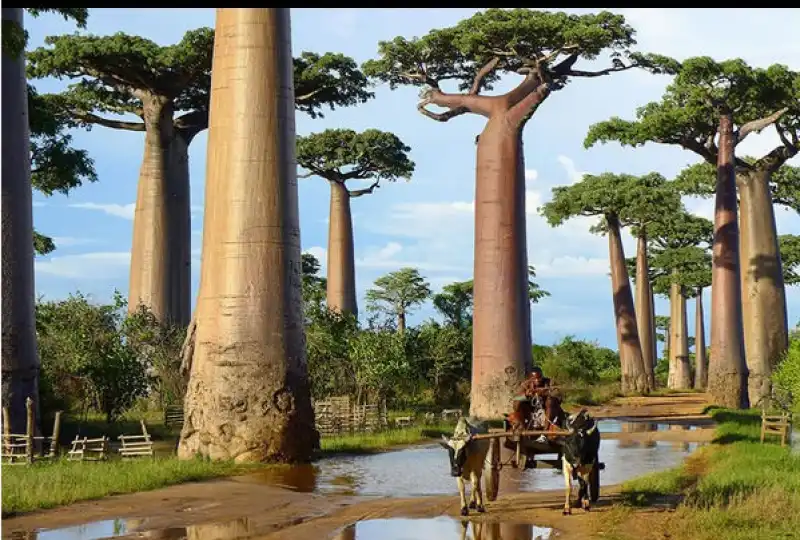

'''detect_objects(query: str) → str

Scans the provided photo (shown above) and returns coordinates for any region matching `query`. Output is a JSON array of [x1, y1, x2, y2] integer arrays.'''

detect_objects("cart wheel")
[[589, 464, 600, 503], [485, 438, 501, 502]]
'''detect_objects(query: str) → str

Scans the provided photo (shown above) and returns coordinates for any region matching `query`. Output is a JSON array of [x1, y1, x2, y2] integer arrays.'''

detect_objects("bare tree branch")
[[348, 179, 380, 198], [737, 107, 789, 144], [296, 87, 324, 104], [174, 109, 209, 142], [469, 57, 500, 95], [73, 111, 146, 131]]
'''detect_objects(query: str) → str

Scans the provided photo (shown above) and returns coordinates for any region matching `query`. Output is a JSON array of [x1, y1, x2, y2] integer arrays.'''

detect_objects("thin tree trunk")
[[738, 169, 787, 407], [517, 135, 532, 375], [607, 214, 649, 394], [1, 7, 41, 435], [397, 310, 406, 335], [326, 181, 357, 317], [635, 231, 656, 388], [669, 279, 692, 390], [694, 288, 707, 390], [470, 117, 530, 419], [178, 7, 317, 462], [128, 97, 184, 325], [650, 282, 658, 376], [708, 111, 748, 409], [170, 134, 191, 327], [667, 286, 677, 389]]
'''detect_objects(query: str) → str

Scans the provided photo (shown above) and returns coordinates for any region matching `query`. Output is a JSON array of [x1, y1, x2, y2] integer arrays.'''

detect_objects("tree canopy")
[[2, 8, 88, 57], [541, 172, 678, 232], [780, 234, 800, 285], [297, 129, 415, 196], [362, 9, 675, 123], [27, 30, 374, 135], [585, 57, 800, 172]]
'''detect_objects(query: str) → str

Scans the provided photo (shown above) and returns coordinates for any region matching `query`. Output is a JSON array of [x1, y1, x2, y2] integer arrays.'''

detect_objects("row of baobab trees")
[[3, 8, 798, 461]]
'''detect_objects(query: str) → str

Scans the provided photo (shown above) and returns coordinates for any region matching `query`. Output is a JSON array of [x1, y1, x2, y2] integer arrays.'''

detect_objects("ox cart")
[[472, 428, 604, 503]]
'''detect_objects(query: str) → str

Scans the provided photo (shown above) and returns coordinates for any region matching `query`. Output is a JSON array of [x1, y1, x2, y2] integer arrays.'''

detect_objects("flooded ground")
[[239, 420, 702, 497]]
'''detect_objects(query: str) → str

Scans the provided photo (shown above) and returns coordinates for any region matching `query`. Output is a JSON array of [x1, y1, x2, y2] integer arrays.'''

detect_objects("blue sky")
[[29, 8, 800, 351]]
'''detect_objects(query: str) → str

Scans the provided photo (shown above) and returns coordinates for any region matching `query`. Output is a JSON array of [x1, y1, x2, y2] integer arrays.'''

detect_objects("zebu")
[[561, 409, 601, 514], [439, 417, 491, 516]]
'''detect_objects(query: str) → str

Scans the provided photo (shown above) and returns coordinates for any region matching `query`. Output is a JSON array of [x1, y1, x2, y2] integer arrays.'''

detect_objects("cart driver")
[[518, 366, 552, 399]]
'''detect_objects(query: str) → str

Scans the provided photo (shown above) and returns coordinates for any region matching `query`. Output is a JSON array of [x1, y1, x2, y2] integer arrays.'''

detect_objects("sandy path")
[[2, 393, 712, 539]]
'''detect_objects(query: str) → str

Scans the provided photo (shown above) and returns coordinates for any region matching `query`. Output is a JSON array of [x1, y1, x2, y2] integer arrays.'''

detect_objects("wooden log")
[[470, 429, 571, 441]]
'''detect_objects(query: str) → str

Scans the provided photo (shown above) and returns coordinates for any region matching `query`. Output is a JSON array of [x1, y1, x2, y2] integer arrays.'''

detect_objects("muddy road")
[[4, 394, 712, 540]]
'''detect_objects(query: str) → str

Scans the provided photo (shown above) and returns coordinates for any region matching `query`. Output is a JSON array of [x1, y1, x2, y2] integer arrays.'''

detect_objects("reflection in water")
[[617, 422, 657, 449], [670, 424, 691, 452], [340, 518, 553, 540], [259, 421, 700, 497], [23, 518, 251, 540]]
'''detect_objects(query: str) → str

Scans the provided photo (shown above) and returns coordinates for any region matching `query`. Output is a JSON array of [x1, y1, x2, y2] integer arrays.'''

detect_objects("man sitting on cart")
[[509, 366, 552, 434]]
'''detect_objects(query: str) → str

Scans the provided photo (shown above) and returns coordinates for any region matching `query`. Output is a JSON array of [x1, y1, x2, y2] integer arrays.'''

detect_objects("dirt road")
[[3, 393, 712, 540]]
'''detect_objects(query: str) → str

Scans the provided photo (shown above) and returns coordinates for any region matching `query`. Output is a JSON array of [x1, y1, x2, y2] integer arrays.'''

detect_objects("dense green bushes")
[[772, 323, 800, 413]]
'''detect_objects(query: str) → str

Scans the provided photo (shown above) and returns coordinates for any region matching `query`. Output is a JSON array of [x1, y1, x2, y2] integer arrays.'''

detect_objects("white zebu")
[[439, 417, 490, 516]]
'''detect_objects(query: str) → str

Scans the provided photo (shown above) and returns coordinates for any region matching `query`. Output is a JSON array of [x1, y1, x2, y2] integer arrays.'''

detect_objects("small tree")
[[433, 280, 475, 330], [363, 9, 672, 418], [366, 268, 431, 335], [348, 329, 411, 405], [541, 173, 664, 394], [297, 129, 414, 317], [416, 321, 471, 406], [304, 306, 359, 401], [586, 57, 799, 408]]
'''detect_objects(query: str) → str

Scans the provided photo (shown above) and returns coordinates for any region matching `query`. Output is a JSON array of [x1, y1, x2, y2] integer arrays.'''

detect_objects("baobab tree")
[[586, 57, 798, 408], [541, 173, 664, 394], [178, 8, 316, 463], [297, 129, 414, 317], [365, 268, 431, 335], [28, 31, 372, 326], [2, 7, 87, 435], [363, 9, 672, 417]]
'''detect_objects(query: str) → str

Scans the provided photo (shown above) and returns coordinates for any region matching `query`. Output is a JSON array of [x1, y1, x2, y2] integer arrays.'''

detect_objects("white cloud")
[[684, 196, 715, 222], [358, 242, 462, 272], [32, 201, 46, 208], [304, 246, 328, 268], [525, 169, 538, 182], [556, 155, 587, 185], [534, 255, 609, 278], [35, 252, 130, 279], [70, 202, 136, 220]]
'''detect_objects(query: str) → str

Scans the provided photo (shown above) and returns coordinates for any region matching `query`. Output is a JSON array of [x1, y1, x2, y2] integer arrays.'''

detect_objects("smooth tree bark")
[[708, 111, 748, 409], [178, 8, 317, 463], [694, 287, 707, 390], [635, 231, 656, 388], [327, 182, 357, 315], [607, 215, 649, 394], [737, 167, 787, 406], [1, 7, 40, 435], [667, 277, 692, 390]]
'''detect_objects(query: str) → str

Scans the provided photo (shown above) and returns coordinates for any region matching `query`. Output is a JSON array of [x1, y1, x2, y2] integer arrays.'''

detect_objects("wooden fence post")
[[2, 406, 10, 455], [50, 411, 63, 457], [25, 397, 34, 463]]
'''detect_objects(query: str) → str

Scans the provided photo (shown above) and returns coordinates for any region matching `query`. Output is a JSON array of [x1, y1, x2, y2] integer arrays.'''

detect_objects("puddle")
[[335, 518, 556, 540], [10, 518, 250, 540], [239, 420, 702, 497]]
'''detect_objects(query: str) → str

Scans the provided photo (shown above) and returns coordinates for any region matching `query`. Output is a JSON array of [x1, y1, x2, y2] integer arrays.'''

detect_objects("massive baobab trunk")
[[694, 288, 707, 390], [635, 232, 656, 389], [517, 135, 533, 375], [326, 181, 358, 317], [470, 117, 535, 419], [128, 99, 191, 326], [668, 278, 692, 390], [178, 8, 317, 462], [738, 169, 787, 407], [708, 112, 748, 409], [1, 7, 41, 435], [607, 215, 649, 394]]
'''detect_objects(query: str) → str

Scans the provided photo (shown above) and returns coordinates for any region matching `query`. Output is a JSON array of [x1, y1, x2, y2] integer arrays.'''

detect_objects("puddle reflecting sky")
[[13, 518, 250, 540], [243, 420, 701, 497], [338, 518, 554, 540]]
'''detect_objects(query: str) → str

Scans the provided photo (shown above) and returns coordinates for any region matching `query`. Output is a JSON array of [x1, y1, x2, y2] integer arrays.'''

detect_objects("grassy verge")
[[318, 422, 453, 455], [1, 457, 255, 517], [561, 381, 621, 408], [604, 408, 799, 540]]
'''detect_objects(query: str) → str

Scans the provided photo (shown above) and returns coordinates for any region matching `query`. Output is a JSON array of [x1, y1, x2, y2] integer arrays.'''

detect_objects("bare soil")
[[2, 393, 713, 540]]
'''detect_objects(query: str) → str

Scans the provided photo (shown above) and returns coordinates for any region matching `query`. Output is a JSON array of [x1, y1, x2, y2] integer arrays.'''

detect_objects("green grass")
[[561, 381, 622, 407], [1, 457, 255, 517], [613, 408, 800, 540], [318, 423, 453, 455]]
